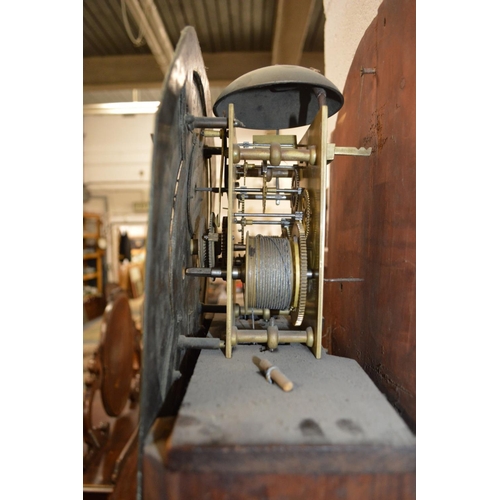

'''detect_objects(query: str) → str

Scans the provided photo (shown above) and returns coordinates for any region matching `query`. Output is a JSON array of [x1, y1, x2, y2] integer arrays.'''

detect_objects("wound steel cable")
[[246, 235, 293, 310]]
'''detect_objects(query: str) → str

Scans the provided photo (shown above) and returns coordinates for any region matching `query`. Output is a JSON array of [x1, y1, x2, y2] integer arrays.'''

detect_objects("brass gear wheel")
[[290, 169, 300, 212], [198, 215, 208, 267], [220, 216, 228, 267], [207, 212, 217, 268], [300, 189, 312, 239], [290, 221, 307, 326]]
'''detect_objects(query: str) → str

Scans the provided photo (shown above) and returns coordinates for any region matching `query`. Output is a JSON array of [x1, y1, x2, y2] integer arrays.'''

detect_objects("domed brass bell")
[[213, 65, 344, 130]]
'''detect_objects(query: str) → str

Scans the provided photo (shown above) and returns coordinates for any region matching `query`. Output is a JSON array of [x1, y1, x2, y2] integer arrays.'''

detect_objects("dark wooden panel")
[[166, 442, 416, 475], [144, 469, 415, 500], [324, 0, 416, 431]]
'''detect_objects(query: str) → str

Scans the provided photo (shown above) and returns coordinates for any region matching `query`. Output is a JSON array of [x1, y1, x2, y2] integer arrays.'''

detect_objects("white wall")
[[323, 0, 383, 135], [84, 113, 155, 281], [84, 114, 154, 185], [321, 0, 382, 256]]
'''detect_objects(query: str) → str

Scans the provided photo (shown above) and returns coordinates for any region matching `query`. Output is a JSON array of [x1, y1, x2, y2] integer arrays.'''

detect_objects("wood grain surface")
[[324, 0, 416, 432]]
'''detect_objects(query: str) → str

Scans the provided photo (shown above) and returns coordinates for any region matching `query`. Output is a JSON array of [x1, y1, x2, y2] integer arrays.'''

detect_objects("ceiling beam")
[[272, 0, 316, 66], [84, 55, 164, 90], [84, 52, 324, 91]]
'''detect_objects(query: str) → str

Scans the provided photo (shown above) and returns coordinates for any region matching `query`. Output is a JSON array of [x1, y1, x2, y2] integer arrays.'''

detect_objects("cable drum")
[[245, 235, 293, 310]]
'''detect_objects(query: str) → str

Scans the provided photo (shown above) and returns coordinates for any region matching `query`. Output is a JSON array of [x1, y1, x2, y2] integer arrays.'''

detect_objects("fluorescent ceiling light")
[[83, 101, 160, 115]]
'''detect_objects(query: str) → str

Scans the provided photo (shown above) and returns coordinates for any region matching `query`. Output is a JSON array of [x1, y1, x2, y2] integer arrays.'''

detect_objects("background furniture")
[[84, 212, 105, 321]]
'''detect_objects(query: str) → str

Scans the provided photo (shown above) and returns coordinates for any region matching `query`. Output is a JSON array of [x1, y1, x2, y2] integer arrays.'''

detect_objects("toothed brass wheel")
[[290, 221, 308, 326], [290, 169, 300, 212], [300, 189, 312, 239], [207, 212, 218, 268]]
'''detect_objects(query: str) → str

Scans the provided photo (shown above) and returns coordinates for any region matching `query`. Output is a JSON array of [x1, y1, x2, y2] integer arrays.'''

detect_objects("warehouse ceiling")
[[83, 0, 325, 105]]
